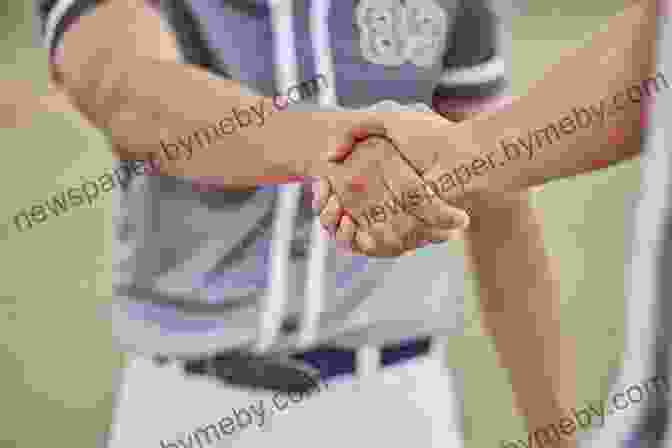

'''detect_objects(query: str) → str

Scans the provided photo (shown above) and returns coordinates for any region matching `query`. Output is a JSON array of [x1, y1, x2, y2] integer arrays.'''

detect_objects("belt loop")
[[356, 345, 380, 381]]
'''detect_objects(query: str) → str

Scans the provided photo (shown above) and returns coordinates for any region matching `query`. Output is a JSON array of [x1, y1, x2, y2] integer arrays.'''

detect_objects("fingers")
[[317, 193, 404, 257], [420, 196, 470, 231], [373, 160, 470, 232], [354, 231, 377, 255], [323, 136, 464, 257], [337, 135, 469, 233], [350, 183, 419, 257], [316, 191, 406, 257], [351, 226, 464, 256], [354, 231, 406, 257], [319, 195, 343, 236], [317, 181, 413, 257], [316, 187, 464, 256], [328, 119, 388, 163], [317, 130, 473, 257], [335, 213, 356, 253]]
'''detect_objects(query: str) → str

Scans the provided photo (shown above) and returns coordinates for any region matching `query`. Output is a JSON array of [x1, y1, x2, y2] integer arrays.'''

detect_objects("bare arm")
[[466, 191, 575, 445], [426, 0, 656, 196], [54, 0, 367, 187], [432, 1, 657, 435], [302, 0, 656, 244], [429, 2, 657, 438], [443, 106, 575, 444], [318, 5, 653, 432]]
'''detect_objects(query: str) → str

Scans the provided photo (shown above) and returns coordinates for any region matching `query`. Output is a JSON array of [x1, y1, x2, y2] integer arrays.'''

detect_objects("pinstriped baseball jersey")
[[34, 0, 509, 357]]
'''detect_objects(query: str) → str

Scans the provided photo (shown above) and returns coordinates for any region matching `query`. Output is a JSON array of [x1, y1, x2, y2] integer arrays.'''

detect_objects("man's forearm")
[[62, 52, 359, 186], [430, 1, 653, 438], [458, 2, 652, 438], [481, 0, 654, 191], [448, 105, 576, 444], [427, 0, 655, 197], [56, 0, 357, 187], [466, 193, 576, 445]]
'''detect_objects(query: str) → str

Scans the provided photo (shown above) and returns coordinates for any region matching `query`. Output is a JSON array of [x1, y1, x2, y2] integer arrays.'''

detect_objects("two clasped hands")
[[307, 103, 503, 258]]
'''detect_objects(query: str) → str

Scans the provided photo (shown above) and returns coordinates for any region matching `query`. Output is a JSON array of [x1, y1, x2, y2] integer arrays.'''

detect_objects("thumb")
[[328, 119, 388, 163]]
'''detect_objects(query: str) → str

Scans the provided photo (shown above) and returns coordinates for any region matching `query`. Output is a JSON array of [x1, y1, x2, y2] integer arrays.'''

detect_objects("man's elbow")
[[58, 46, 130, 132]]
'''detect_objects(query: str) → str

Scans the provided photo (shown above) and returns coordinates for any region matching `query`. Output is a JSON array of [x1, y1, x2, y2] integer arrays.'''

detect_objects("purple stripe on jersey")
[[187, 0, 276, 91], [198, 238, 272, 301], [127, 301, 224, 332], [335, 254, 370, 289], [125, 225, 370, 332], [188, 0, 319, 94], [623, 432, 642, 447], [125, 233, 273, 334]]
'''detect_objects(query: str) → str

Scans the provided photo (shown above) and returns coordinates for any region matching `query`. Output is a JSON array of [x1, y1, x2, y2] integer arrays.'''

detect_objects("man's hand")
[[318, 133, 469, 257], [316, 103, 487, 256], [329, 102, 463, 176]]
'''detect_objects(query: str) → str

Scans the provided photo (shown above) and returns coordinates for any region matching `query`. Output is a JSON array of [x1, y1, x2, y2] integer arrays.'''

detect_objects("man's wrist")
[[422, 120, 493, 204], [428, 104, 544, 205]]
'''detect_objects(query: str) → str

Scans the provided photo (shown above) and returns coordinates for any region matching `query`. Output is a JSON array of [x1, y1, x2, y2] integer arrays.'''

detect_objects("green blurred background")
[[0, 1, 641, 447]]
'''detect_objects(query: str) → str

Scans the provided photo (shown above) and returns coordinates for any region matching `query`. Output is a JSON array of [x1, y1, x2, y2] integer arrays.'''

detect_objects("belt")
[[163, 337, 433, 394]]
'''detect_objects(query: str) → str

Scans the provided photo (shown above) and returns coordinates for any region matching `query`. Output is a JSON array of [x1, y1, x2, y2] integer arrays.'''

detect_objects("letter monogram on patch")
[[356, 0, 455, 68], [405, 0, 454, 67]]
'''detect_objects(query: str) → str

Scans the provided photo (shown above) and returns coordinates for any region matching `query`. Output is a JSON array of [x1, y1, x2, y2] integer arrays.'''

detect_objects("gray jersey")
[[35, 0, 509, 358]]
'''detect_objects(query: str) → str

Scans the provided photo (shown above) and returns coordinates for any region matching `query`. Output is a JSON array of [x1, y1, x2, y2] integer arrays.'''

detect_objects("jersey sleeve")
[[34, 0, 101, 64], [432, 0, 510, 114], [34, 0, 230, 81]]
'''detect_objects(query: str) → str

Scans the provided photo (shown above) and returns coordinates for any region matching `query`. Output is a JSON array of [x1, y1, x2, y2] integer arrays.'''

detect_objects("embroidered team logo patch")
[[356, 0, 456, 68]]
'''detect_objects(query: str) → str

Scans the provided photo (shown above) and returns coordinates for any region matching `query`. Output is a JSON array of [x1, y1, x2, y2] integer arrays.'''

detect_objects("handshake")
[[310, 100, 497, 258]]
